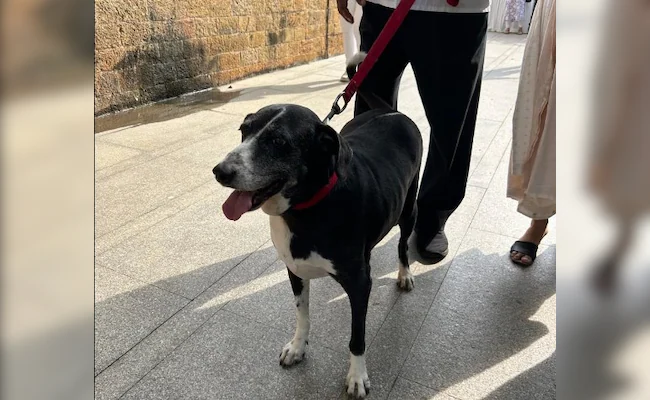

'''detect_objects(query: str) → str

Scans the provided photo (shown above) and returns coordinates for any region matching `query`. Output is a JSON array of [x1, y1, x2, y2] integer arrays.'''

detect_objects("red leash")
[[301, 0, 460, 210], [324, 0, 416, 123], [324, 0, 461, 123]]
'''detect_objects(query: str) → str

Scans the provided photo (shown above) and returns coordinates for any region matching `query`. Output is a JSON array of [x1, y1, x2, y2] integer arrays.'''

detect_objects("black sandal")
[[510, 241, 538, 267]]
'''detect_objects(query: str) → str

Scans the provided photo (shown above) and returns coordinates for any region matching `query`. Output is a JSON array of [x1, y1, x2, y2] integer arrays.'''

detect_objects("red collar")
[[292, 172, 338, 210]]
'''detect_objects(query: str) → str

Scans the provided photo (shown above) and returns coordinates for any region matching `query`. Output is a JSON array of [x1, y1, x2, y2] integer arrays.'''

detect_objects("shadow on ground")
[[484, 66, 522, 81], [93, 230, 559, 399]]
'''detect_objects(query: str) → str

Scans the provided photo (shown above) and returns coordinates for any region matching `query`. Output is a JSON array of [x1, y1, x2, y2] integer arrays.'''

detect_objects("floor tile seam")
[[95, 152, 158, 179], [95, 302, 187, 379], [98, 239, 273, 378], [95, 123, 146, 137], [102, 241, 274, 397], [482, 43, 516, 73], [468, 227, 555, 248], [392, 376, 467, 400], [97, 74, 353, 179], [391, 186, 489, 386], [112, 304, 228, 400], [96, 125, 229, 180], [95, 138, 148, 155], [467, 115, 510, 184], [206, 108, 244, 118], [98, 135, 196, 158], [494, 43, 525, 71], [95, 178, 215, 255], [483, 43, 521, 78], [95, 263, 194, 303], [220, 307, 349, 357], [481, 135, 513, 191]]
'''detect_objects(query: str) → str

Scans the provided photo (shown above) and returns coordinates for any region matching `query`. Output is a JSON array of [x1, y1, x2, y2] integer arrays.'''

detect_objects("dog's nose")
[[213, 162, 236, 185]]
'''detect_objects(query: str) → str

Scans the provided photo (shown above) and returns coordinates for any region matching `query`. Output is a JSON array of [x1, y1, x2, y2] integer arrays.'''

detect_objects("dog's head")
[[213, 104, 340, 220]]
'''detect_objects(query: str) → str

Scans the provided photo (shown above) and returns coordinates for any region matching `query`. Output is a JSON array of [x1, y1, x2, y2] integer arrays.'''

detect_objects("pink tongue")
[[222, 190, 254, 221]]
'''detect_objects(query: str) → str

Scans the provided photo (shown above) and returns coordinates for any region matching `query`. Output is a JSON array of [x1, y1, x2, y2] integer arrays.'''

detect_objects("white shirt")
[[367, 0, 490, 13]]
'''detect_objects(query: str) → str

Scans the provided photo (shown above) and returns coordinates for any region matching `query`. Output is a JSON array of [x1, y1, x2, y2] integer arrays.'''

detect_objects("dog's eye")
[[273, 137, 286, 146]]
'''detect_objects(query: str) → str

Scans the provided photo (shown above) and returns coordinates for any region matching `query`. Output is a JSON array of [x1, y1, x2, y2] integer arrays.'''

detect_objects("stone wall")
[[95, 0, 344, 115]]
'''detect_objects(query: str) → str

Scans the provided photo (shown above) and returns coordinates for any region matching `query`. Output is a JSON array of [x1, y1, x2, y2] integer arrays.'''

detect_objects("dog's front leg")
[[280, 268, 310, 366], [343, 270, 372, 398]]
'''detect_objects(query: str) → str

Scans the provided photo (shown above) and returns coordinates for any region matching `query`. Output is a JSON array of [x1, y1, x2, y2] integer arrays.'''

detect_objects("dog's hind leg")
[[397, 176, 419, 291], [279, 269, 310, 366]]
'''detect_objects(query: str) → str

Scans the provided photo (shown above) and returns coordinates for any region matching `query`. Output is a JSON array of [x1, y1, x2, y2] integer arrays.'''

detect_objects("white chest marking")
[[269, 216, 336, 280]]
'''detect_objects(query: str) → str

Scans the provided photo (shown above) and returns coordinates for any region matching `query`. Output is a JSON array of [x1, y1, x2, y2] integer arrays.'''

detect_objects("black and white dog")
[[213, 63, 422, 398]]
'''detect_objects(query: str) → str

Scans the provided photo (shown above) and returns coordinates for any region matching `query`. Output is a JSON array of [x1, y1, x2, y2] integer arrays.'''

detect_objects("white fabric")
[[507, 0, 555, 219], [367, 0, 490, 13], [340, 0, 363, 62], [488, 0, 534, 33]]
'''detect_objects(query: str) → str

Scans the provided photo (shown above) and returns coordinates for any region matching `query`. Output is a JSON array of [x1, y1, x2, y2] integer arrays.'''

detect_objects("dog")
[[212, 58, 423, 398]]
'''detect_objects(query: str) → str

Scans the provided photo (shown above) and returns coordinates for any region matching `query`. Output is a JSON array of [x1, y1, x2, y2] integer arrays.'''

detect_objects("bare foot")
[[510, 219, 548, 266]]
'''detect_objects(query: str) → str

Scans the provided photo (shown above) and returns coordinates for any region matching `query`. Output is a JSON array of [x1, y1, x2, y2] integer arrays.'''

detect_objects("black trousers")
[[355, 3, 487, 244]]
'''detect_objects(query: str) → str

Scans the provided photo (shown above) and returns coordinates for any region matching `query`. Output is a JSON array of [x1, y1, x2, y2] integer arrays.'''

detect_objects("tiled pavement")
[[95, 32, 555, 400]]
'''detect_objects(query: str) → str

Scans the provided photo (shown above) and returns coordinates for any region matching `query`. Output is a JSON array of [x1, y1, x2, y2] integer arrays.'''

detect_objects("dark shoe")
[[415, 231, 449, 265], [509, 241, 538, 267]]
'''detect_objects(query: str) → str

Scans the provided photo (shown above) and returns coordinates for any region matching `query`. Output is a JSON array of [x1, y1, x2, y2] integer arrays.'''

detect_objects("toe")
[[346, 377, 368, 398], [279, 342, 305, 366], [363, 377, 371, 392], [520, 255, 532, 265], [511, 251, 523, 261], [346, 381, 356, 396], [397, 276, 414, 291], [354, 382, 367, 398]]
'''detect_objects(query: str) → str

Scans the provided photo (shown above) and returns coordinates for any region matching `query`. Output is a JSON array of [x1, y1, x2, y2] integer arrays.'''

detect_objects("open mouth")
[[222, 179, 285, 221]]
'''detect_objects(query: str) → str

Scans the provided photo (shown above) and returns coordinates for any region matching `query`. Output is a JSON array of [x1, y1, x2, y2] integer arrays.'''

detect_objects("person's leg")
[[340, 0, 364, 82], [340, 18, 355, 63], [517, 0, 525, 33], [339, 0, 359, 81], [352, 0, 362, 49], [406, 11, 488, 261], [504, 0, 515, 33], [354, 3, 409, 116]]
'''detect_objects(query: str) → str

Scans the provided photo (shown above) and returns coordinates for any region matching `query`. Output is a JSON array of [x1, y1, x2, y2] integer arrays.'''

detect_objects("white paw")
[[397, 264, 414, 291], [346, 355, 370, 398], [279, 339, 307, 366]]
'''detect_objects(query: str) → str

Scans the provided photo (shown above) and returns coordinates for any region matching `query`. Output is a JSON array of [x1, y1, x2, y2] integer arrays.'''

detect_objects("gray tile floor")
[[95, 33, 555, 400]]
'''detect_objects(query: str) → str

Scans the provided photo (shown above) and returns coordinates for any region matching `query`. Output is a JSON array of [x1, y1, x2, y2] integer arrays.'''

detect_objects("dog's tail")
[[345, 52, 393, 111]]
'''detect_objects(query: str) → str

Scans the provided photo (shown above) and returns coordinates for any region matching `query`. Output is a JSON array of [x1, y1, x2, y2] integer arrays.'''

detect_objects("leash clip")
[[323, 91, 349, 124]]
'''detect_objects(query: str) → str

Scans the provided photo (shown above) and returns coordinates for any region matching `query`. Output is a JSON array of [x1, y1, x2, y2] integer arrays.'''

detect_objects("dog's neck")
[[292, 172, 338, 210], [285, 137, 352, 211]]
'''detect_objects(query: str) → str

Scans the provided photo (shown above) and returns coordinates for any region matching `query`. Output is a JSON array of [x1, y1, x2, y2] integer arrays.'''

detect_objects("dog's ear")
[[239, 113, 255, 132], [317, 123, 340, 165]]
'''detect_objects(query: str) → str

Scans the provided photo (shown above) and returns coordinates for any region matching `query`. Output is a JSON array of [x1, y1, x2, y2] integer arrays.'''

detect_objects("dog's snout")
[[213, 162, 237, 185]]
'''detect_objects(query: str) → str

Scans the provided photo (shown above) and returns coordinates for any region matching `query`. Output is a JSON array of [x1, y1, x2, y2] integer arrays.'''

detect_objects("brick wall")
[[95, 0, 344, 115]]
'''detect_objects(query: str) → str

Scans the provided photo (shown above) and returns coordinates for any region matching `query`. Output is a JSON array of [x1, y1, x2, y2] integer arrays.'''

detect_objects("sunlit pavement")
[[95, 32, 555, 400]]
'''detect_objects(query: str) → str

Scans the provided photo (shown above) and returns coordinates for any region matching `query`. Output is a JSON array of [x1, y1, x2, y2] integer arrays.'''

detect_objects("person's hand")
[[337, 0, 366, 24]]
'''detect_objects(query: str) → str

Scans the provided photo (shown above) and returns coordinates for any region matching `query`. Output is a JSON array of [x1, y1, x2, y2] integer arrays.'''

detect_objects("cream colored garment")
[[507, 0, 555, 219], [590, 0, 650, 216]]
